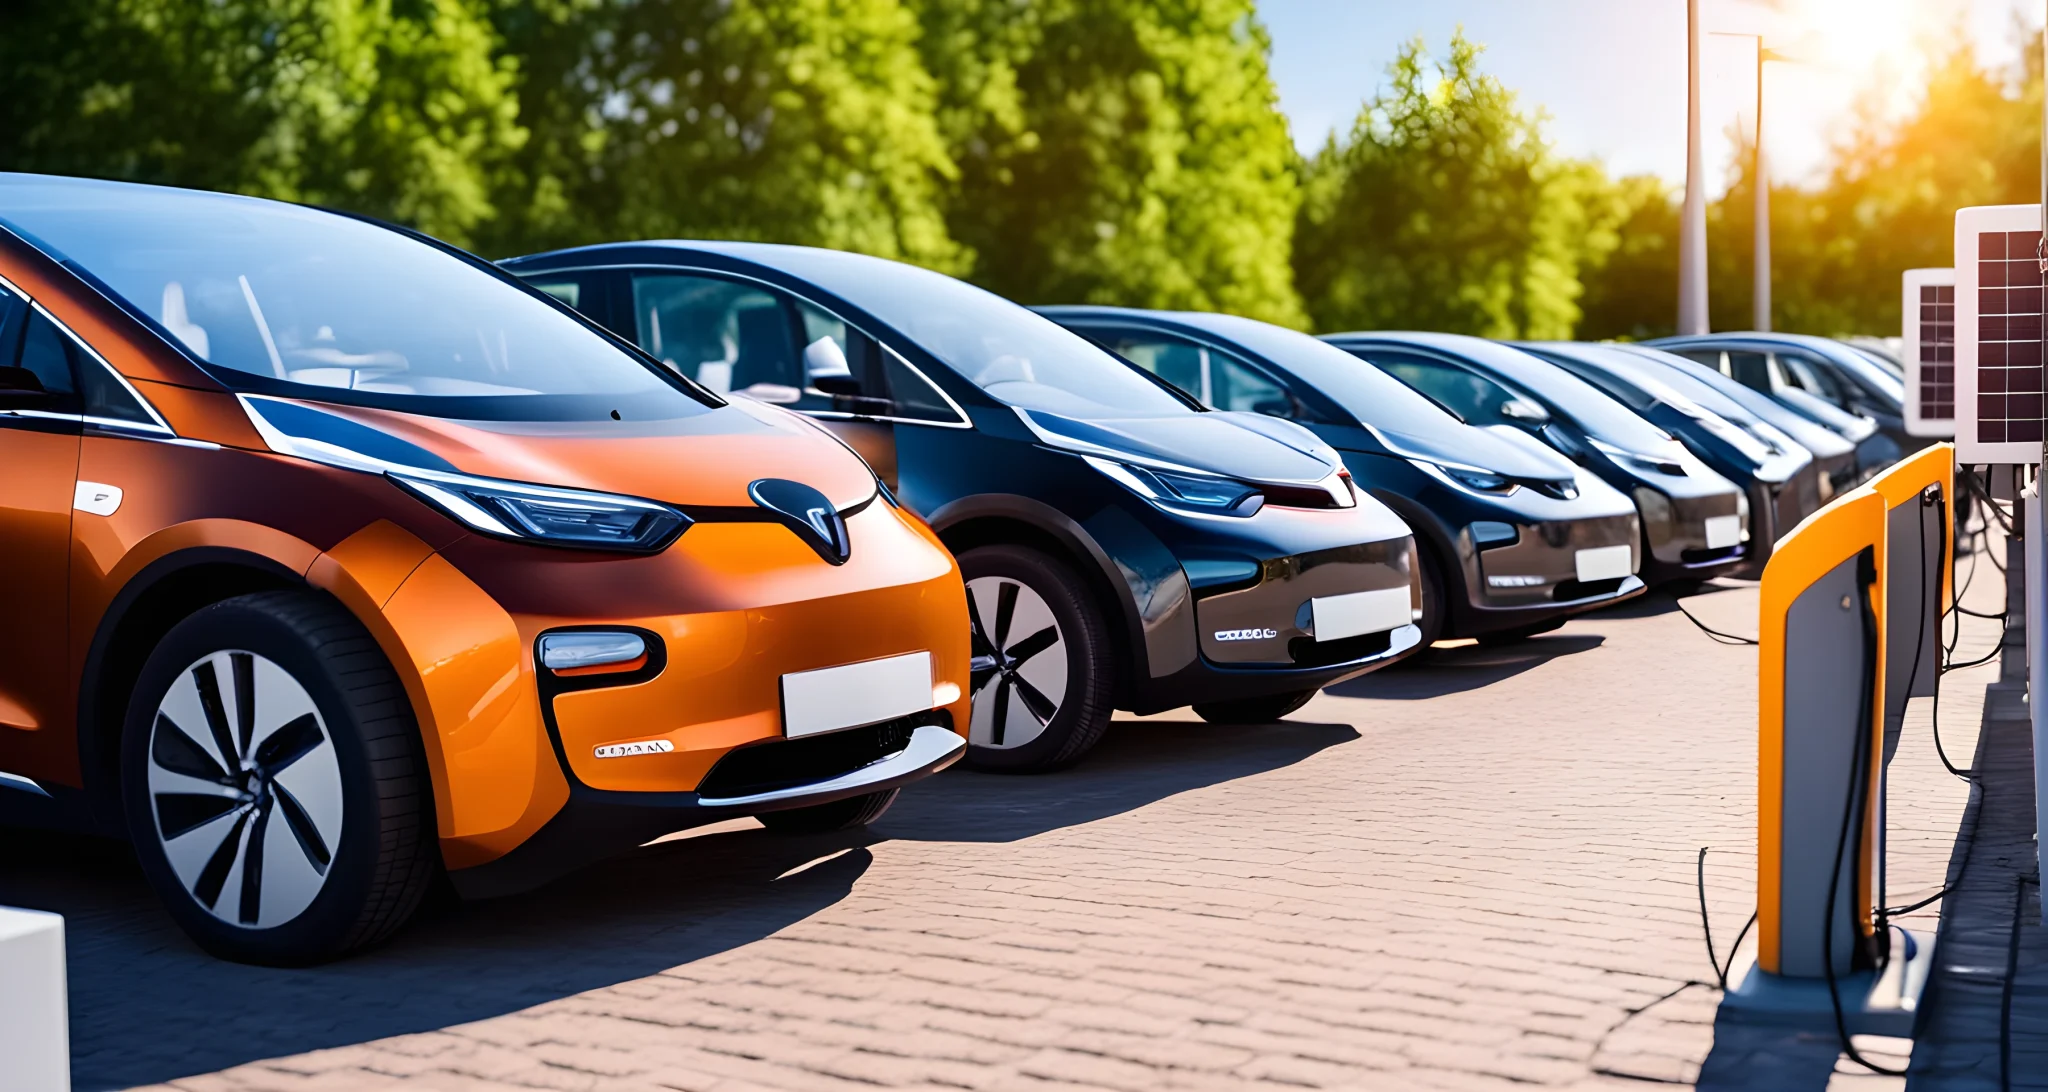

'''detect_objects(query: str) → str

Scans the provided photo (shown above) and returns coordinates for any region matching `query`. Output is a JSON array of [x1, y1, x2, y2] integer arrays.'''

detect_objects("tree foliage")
[[913, 0, 1306, 326], [485, 0, 964, 268], [0, 0, 525, 248], [1294, 33, 1619, 338]]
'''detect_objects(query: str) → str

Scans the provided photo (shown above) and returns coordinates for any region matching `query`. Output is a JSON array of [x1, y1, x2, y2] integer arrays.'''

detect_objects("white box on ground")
[[781, 651, 933, 738], [0, 906, 68, 1092], [1704, 514, 1742, 550], [1311, 586, 1410, 641], [1574, 544, 1633, 582]]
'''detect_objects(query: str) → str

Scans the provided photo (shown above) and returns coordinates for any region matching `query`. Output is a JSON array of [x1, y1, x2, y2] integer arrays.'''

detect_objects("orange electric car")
[[0, 174, 971, 965]]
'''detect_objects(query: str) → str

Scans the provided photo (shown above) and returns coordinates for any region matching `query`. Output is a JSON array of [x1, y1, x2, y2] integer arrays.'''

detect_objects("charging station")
[[1721, 453, 1950, 1036]]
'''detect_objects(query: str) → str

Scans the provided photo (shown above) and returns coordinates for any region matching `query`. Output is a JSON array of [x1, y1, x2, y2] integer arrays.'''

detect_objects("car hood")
[[1015, 407, 1343, 484], [238, 394, 879, 510], [1363, 418, 1579, 484]]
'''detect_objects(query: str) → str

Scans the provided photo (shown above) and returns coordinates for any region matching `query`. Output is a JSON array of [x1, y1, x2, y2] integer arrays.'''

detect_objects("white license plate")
[[1574, 544, 1634, 582], [1311, 586, 1413, 641], [781, 651, 933, 738], [1704, 514, 1741, 550]]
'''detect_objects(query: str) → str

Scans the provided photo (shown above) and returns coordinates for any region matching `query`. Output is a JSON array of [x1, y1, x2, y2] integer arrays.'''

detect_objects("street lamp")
[[1713, 32, 1793, 332], [1678, 0, 1709, 335]]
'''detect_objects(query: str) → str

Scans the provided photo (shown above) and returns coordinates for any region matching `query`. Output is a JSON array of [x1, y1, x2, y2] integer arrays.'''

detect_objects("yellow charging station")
[[1727, 444, 1954, 1037]]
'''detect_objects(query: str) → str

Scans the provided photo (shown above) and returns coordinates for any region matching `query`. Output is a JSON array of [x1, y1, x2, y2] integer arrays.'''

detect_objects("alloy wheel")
[[965, 576, 1069, 749], [146, 650, 344, 929]]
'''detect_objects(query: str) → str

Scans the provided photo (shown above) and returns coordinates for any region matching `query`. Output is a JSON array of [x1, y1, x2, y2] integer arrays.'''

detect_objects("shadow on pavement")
[[1324, 633, 1605, 700], [1, 713, 1352, 1088], [2, 823, 875, 1090], [880, 715, 1359, 843]]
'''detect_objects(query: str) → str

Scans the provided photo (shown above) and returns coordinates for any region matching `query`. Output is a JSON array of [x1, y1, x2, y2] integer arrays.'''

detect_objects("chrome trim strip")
[[0, 770, 51, 798], [696, 724, 964, 808]]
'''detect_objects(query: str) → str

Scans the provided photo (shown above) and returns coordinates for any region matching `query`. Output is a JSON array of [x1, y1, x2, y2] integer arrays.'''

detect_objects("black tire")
[[958, 544, 1115, 773], [120, 590, 436, 965], [756, 789, 899, 833], [1192, 689, 1318, 724], [1413, 545, 1449, 650]]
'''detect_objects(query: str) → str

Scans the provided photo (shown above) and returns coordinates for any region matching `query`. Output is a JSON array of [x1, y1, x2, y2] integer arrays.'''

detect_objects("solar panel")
[[1954, 205, 2046, 463], [1902, 267, 1955, 437]]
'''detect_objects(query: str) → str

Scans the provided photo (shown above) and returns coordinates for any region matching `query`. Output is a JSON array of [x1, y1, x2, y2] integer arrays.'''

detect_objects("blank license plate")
[[781, 651, 932, 738], [1574, 544, 1634, 582], [1311, 586, 1413, 641], [1704, 514, 1741, 549]]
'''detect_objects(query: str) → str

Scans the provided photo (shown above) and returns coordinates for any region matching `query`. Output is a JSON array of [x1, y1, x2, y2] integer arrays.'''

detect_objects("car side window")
[[1366, 351, 1514, 425], [630, 273, 798, 398], [12, 309, 82, 413], [1771, 351, 1849, 408], [795, 300, 958, 423], [1723, 351, 1772, 392], [1089, 328, 1297, 418]]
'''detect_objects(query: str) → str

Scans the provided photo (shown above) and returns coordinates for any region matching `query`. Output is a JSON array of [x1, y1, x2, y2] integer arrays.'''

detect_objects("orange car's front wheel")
[[120, 590, 437, 965]]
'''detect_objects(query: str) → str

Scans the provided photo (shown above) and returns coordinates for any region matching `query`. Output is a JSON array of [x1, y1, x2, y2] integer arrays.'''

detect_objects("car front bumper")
[[448, 719, 965, 899]]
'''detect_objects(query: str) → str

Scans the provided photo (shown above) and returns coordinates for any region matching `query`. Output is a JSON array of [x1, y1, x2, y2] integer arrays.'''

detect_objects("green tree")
[[1295, 32, 1619, 338], [914, 0, 1306, 326], [485, 0, 964, 268], [0, 0, 525, 248]]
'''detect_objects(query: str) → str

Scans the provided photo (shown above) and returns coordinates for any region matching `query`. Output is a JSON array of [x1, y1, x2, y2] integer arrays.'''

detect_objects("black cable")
[[1822, 548, 1908, 1077], [1698, 846, 1722, 987], [1675, 600, 1759, 645], [1999, 874, 2038, 1092], [1954, 604, 2008, 620], [1694, 845, 1758, 993]]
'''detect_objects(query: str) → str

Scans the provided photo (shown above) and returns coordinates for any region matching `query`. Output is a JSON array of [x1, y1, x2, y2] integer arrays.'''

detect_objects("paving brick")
[[10, 569, 2010, 1091]]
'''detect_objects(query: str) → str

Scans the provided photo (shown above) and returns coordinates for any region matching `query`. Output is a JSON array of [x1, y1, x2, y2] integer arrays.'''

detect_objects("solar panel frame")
[[1902, 267, 1955, 438], [1954, 204, 2046, 464]]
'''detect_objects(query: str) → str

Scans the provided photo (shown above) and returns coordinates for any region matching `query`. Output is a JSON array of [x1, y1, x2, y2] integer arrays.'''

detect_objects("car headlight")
[[1084, 456, 1263, 516], [1591, 437, 1686, 476], [1409, 458, 1517, 496], [390, 470, 691, 552]]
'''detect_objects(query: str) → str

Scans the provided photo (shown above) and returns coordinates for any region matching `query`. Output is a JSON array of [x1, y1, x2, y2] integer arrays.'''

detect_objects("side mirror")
[[1501, 398, 1550, 424], [0, 366, 48, 406], [803, 336, 860, 396]]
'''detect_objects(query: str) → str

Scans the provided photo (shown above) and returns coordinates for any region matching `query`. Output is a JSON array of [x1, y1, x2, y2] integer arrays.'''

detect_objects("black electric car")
[[1648, 333, 1911, 469], [1601, 342, 1864, 498], [1313, 332, 1749, 587], [1516, 341, 1822, 577], [1037, 308, 1644, 647], [503, 243, 1423, 771]]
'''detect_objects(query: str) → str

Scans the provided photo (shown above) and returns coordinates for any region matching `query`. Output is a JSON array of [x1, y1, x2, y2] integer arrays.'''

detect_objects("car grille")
[[696, 709, 951, 799], [1551, 577, 1627, 602], [1288, 627, 1395, 668]]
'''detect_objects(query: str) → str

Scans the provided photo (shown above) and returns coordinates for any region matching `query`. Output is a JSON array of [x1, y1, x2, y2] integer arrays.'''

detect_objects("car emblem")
[[1213, 628, 1279, 642], [749, 478, 851, 565], [594, 739, 675, 759]]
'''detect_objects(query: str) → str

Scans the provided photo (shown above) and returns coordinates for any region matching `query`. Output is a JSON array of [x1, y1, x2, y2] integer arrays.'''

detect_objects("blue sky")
[[1259, 0, 2035, 194]]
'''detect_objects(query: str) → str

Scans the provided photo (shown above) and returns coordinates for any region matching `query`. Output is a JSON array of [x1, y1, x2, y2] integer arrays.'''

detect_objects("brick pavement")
[[0, 565, 2008, 1091]]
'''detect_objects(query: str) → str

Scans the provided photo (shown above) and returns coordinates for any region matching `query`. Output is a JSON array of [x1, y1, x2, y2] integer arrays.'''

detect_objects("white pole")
[[1753, 47, 1770, 332], [0, 908, 69, 1092], [1679, 0, 1711, 335]]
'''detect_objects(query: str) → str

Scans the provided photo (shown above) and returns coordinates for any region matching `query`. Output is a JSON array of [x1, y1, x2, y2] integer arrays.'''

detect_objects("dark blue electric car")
[[1648, 333, 1910, 470], [504, 243, 1424, 771], [1516, 341, 1825, 577], [1037, 308, 1645, 647], [1315, 332, 1750, 587]]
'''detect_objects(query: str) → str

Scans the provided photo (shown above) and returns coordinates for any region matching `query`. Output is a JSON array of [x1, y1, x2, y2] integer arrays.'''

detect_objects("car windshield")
[[1440, 343, 1674, 452], [1812, 341, 1906, 402], [742, 246, 1193, 419], [1182, 318, 1466, 437], [0, 175, 706, 421]]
